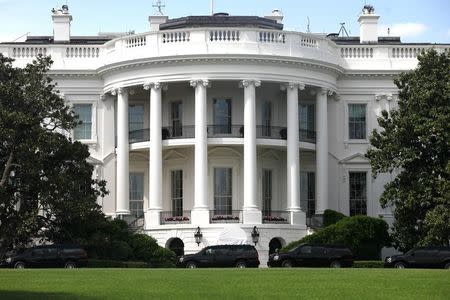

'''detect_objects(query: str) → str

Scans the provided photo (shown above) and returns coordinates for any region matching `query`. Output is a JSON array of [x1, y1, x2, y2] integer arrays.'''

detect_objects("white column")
[[240, 80, 261, 224], [113, 87, 130, 215], [316, 88, 329, 214], [190, 80, 210, 224], [144, 82, 163, 227]]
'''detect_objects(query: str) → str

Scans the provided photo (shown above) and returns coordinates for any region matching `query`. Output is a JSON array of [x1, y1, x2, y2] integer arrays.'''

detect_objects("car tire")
[[14, 261, 25, 269], [236, 260, 247, 268], [186, 261, 197, 269], [330, 260, 342, 268], [281, 260, 293, 268], [65, 261, 77, 269], [444, 262, 450, 269], [394, 262, 406, 269]]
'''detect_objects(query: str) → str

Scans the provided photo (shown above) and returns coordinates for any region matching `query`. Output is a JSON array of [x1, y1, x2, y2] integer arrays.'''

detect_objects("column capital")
[[280, 82, 305, 91], [143, 82, 167, 91], [239, 80, 261, 88], [375, 93, 393, 102], [317, 87, 335, 96], [111, 87, 127, 96], [190, 79, 211, 88]]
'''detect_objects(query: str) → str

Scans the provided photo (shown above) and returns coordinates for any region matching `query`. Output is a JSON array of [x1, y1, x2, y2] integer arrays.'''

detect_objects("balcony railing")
[[299, 129, 316, 143], [162, 125, 195, 140], [262, 210, 290, 224], [210, 210, 242, 223], [207, 125, 244, 138], [256, 125, 287, 139], [129, 129, 149, 143], [160, 210, 191, 225]]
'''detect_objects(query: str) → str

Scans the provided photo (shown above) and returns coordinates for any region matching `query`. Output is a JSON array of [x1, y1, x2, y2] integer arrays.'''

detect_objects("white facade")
[[2, 6, 449, 263]]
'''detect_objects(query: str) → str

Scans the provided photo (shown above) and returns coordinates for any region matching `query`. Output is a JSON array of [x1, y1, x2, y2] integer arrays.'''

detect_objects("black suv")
[[267, 244, 354, 268], [2, 245, 88, 269], [384, 246, 450, 269], [177, 245, 260, 268]]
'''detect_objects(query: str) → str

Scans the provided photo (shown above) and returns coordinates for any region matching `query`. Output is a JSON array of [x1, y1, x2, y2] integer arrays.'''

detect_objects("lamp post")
[[251, 226, 260, 245], [194, 226, 203, 246]]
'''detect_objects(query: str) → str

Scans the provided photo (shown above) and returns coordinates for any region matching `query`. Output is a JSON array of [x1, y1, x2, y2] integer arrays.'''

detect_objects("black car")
[[384, 246, 450, 269], [177, 244, 260, 268], [267, 244, 354, 268], [2, 245, 88, 269]]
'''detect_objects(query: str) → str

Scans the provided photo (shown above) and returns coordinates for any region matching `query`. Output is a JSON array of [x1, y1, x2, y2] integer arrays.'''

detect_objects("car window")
[[414, 250, 438, 257], [215, 247, 230, 256], [32, 249, 46, 256], [311, 247, 326, 255], [300, 246, 312, 254], [205, 248, 215, 255]]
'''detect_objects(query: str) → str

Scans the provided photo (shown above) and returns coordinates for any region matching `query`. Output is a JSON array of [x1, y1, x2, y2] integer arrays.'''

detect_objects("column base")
[[243, 209, 262, 225], [144, 210, 162, 229], [115, 210, 130, 216], [191, 209, 210, 225], [290, 210, 306, 226]]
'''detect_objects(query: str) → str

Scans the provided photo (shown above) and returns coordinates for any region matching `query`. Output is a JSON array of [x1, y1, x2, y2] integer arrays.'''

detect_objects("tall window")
[[300, 172, 315, 217], [129, 173, 144, 217], [262, 169, 272, 215], [214, 168, 232, 215], [213, 99, 232, 134], [262, 101, 272, 137], [349, 104, 367, 139], [299, 104, 315, 140], [171, 170, 183, 216], [73, 104, 92, 140], [171, 101, 183, 137], [349, 172, 367, 216], [129, 104, 144, 141]]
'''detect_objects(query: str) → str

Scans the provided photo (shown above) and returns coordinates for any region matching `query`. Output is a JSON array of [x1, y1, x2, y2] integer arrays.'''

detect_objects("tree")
[[0, 54, 107, 254], [367, 49, 450, 251]]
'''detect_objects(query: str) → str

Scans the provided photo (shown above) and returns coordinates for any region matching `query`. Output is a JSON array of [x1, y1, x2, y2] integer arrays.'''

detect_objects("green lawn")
[[0, 268, 448, 300]]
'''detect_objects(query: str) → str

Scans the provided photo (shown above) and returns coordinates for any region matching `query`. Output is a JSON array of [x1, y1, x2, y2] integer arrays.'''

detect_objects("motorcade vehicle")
[[177, 244, 260, 268], [267, 244, 354, 268], [384, 246, 450, 269], [1, 244, 88, 269]]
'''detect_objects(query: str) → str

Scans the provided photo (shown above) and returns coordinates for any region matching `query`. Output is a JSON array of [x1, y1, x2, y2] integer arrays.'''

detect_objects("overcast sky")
[[0, 0, 449, 43]]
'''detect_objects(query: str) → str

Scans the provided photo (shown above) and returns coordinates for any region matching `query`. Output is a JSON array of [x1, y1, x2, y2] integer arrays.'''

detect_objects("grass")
[[0, 268, 449, 300]]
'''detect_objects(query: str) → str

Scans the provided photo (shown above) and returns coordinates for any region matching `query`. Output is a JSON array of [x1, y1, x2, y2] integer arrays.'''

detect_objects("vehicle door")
[[310, 246, 327, 267], [198, 247, 215, 267], [294, 245, 314, 267], [213, 246, 232, 267], [28, 248, 47, 267], [411, 249, 439, 268], [45, 247, 61, 267]]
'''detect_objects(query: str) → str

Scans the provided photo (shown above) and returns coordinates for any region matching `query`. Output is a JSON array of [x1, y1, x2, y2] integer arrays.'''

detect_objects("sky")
[[0, 0, 449, 43]]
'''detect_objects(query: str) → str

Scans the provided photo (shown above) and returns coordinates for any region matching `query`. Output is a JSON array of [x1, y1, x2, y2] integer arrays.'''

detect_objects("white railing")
[[162, 31, 190, 43], [341, 47, 374, 58], [392, 47, 424, 58], [12, 46, 47, 58], [209, 30, 240, 42], [125, 35, 147, 48], [259, 31, 285, 44], [66, 46, 100, 58]]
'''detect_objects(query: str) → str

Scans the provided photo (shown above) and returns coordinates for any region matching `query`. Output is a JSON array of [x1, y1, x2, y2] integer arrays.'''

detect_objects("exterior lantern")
[[194, 226, 203, 246], [251, 226, 260, 245]]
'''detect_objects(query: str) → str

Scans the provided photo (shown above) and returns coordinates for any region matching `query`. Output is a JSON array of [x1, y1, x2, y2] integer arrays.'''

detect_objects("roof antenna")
[[152, 0, 165, 16], [338, 22, 349, 37], [211, 0, 215, 15], [306, 17, 311, 33]]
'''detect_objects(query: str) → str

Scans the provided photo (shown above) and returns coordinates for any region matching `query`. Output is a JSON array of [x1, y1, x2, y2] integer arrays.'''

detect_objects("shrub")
[[283, 215, 391, 260], [148, 247, 177, 268], [353, 261, 384, 268], [129, 234, 160, 262], [87, 259, 150, 268], [323, 209, 347, 227], [110, 240, 133, 261]]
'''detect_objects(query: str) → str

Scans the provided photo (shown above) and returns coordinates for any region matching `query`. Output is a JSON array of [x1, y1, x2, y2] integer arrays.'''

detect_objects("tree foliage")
[[367, 49, 450, 251], [0, 54, 107, 254]]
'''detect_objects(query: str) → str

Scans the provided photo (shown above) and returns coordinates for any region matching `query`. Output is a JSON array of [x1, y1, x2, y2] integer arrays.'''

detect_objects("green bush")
[[87, 259, 149, 268], [353, 261, 385, 268], [110, 240, 133, 261], [148, 247, 177, 268], [323, 209, 347, 227], [283, 215, 391, 260], [129, 234, 160, 262]]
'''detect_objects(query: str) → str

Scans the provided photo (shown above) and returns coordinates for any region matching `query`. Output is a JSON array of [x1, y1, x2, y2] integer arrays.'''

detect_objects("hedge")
[[353, 261, 385, 268], [323, 209, 347, 227], [87, 259, 150, 268]]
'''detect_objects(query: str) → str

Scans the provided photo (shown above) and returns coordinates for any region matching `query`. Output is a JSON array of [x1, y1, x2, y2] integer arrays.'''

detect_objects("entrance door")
[[168, 238, 184, 257]]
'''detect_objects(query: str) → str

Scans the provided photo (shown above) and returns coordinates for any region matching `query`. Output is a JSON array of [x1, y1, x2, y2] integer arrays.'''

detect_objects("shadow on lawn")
[[0, 290, 100, 300]]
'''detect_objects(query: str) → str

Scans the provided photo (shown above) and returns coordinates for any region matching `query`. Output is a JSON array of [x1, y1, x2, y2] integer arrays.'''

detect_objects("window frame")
[[171, 169, 183, 217], [349, 171, 368, 216], [344, 100, 370, 144], [72, 102, 97, 143], [129, 172, 145, 218]]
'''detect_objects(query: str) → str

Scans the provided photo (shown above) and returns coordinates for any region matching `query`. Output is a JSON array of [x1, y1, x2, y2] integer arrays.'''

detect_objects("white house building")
[[1, 4, 448, 262]]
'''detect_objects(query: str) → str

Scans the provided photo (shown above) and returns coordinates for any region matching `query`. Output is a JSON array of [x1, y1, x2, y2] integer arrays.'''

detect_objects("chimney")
[[358, 5, 379, 44], [52, 5, 72, 42], [265, 9, 284, 24], [148, 16, 169, 31]]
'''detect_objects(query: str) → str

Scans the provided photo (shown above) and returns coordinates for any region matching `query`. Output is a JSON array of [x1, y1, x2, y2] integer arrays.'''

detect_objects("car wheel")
[[330, 260, 342, 268], [281, 260, 293, 268], [236, 260, 247, 268], [14, 261, 25, 269], [444, 262, 450, 269], [186, 261, 197, 269], [394, 262, 406, 269], [65, 261, 77, 269]]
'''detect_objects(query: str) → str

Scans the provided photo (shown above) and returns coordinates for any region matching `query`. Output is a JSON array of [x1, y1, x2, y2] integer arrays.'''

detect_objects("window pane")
[[349, 172, 367, 216], [129, 173, 144, 217], [213, 99, 232, 134], [214, 168, 232, 215], [73, 104, 92, 140], [349, 104, 366, 139], [262, 169, 272, 215], [300, 172, 315, 217], [171, 102, 183, 137], [262, 101, 272, 136], [299, 104, 315, 140], [171, 170, 183, 216], [129, 104, 144, 132]]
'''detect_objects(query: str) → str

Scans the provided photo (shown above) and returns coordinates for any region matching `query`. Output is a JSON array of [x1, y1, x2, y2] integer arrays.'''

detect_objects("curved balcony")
[[128, 126, 316, 144]]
